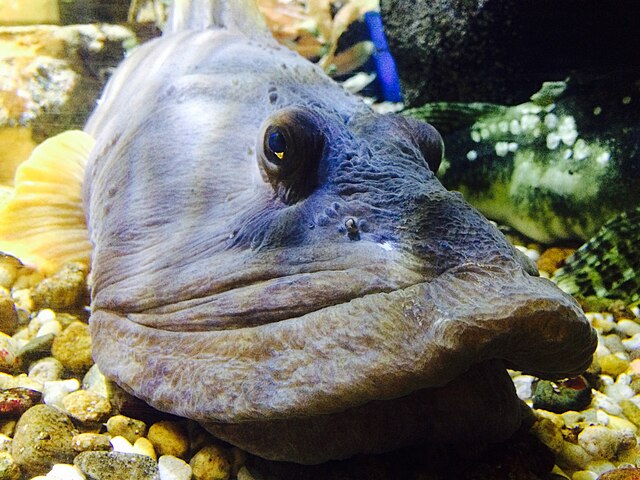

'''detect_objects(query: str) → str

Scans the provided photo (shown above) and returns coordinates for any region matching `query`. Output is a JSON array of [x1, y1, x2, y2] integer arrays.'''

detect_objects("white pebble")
[[43, 379, 80, 409], [600, 375, 615, 386], [562, 411, 583, 427], [237, 467, 257, 480], [36, 320, 62, 338], [110, 436, 135, 454], [82, 365, 110, 397], [14, 374, 43, 392], [623, 333, 640, 351], [572, 471, 598, 480], [617, 320, 640, 337], [11, 289, 32, 311], [579, 425, 626, 459], [45, 464, 86, 480], [512, 374, 535, 400], [158, 455, 192, 480], [29, 357, 63, 383], [604, 383, 635, 402], [36, 309, 56, 324], [596, 410, 610, 426], [592, 391, 623, 415]]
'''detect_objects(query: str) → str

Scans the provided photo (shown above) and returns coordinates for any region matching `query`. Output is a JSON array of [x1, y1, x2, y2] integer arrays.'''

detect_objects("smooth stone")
[[133, 438, 156, 461], [189, 445, 231, 480], [592, 391, 624, 416], [110, 436, 135, 455], [622, 334, 640, 352], [578, 425, 625, 460], [17, 333, 55, 366], [72, 433, 113, 453], [512, 374, 535, 400], [602, 335, 626, 354], [42, 378, 80, 409], [620, 400, 640, 428], [617, 320, 640, 338], [106, 415, 147, 445], [158, 455, 192, 480], [147, 421, 189, 460], [600, 354, 631, 377], [604, 383, 635, 402], [531, 417, 564, 451], [557, 441, 593, 470], [36, 320, 62, 338], [0, 290, 18, 335], [533, 377, 592, 413], [573, 471, 599, 480], [46, 463, 87, 480], [31, 263, 88, 310], [11, 404, 76, 476], [62, 390, 112, 424], [29, 357, 64, 383], [74, 451, 160, 480], [51, 321, 92, 373], [236, 467, 256, 480]]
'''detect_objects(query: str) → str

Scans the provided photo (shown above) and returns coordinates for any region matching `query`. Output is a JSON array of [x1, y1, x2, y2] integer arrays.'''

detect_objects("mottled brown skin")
[[83, 0, 597, 464]]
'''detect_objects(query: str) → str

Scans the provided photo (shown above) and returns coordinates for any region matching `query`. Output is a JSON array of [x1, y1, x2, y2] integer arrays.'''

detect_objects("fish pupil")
[[268, 131, 286, 160]]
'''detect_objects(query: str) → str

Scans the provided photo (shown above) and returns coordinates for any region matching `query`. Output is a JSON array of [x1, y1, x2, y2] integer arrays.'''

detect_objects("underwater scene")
[[0, 0, 638, 479]]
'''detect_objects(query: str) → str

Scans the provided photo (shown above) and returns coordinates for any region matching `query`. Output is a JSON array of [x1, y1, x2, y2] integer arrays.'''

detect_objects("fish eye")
[[258, 108, 326, 205], [267, 131, 287, 161]]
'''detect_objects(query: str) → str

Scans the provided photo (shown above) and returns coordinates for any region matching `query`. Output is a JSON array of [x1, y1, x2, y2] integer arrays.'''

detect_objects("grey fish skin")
[[406, 77, 640, 244], [83, 0, 595, 464]]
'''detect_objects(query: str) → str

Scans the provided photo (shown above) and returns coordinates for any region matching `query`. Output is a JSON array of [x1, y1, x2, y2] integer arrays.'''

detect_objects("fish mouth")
[[90, 260, 596, 425]]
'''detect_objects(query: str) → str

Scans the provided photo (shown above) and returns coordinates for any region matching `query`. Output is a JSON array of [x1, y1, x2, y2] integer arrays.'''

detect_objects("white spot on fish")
[[544, 103, 556, 112], [596, 151, 611, 165], [480, 128, 490, 140], [563, 149, 572, 160], [593, 106, 602, 115], [466, 150, 478, 161], [471, 131, 481, 142], [546, 132, 561, 150], [509, 119, 521, 135], [508, 142, 518, 152], [622, 96, 632, 105], [495, 142, 509, 157], [544, 113, 558, 129], [498, 121, 509, 133], [521, 114, 540, 132], [489, 123, 498, 134], [379, 241, 393, 251], [558, 116, 578, 146], [573, 139, 591, 161]]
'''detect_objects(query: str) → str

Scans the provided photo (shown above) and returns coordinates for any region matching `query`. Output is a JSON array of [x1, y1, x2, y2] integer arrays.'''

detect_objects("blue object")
[[364, 11, 403, 103]]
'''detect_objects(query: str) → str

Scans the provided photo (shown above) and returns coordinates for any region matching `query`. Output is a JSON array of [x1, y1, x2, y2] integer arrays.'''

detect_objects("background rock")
[[380, 0, 640, 106]]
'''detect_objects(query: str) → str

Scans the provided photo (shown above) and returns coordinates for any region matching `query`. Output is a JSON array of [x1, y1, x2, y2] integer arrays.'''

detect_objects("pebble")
[[600, 354, 632, 377], [42, 378, 80, 409], [0, 289, 18, 335], [62, 390, 112, 423], [0, 333, 20, 373], [593, 391, 624, 416], [45, 463, 87, 480], [134, 438, 157, 461], [11, 404, 76, 476], [623, 335, 640, 352], [147, 421, 189, 459], [190, 445, 231, 480], [158, 455, 192, 480], [72, 433, 113, 453], [558, 441, 593, 470], [620, 400, 640, 428], [0, 433, 11, 452], [0, 451, 21, 480], [106, 415, 147, 444], [74, 451, 160, 480], [617, 321, 640, 338], [82, 365, 112, 398], [591, 313, 616, 334], [29, 357, 64, 383], [578, 425, 634, 460], [10, 290, 32, 313], [605, 383, 636, 402], [31, 262, 88, 310], [236, 467, 257, 480], [572, 471, 598, 480], [36, 320, 62, 338], [603, 335, 627, 354], [0, 387, 41, 415], [51, 322, 92, 372], [513, 374, 535, 400], [17, 333, 55, 366], [598, 467, 640, 479]]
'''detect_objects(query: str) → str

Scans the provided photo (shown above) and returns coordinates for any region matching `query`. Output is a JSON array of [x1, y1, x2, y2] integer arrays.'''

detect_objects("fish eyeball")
[[258, 108, 326, 204]]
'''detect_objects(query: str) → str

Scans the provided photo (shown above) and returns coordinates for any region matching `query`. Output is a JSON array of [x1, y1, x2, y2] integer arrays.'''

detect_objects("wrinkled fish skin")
[[406, 76, 640, 244], [82, 0, 596, 464]]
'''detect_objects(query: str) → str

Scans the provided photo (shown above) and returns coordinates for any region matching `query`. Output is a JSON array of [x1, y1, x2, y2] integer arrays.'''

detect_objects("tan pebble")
[[148, 421, 189, 459], [31, 262, 88, 310], [536, 247, 575, 275], [190, 445, 231, 480], [0, 451, 21, 480], [629, 359, 640, 375], [0, 420, 15, 437], [531, 417, 564, 451], [571, 471, 598, 480], [109, 435, 135, 454], [0, 333, 20, 373], [558, 441, 593, 470], [600, 353, 631, 377], [72, 433, 112, 452], [0, 433, 11, 452], [11, 289, 32, 312], [105, 415, 147, 444], [62, 390, 111, 423], [584, 459, 616, 475], [616, 445, 640, 465], [617, 320, 640, 338], [578, 425, 621, 459], [608, 414, 638, 434], [620, 399, 640, 428], [0, 288, 18, 335], [133, 437, 156, 461], [0, 373, 17, 389], [51, 321, 92, 372]]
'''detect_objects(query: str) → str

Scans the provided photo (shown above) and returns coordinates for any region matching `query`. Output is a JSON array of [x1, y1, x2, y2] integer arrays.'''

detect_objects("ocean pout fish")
[[0, 0, 596, 464]]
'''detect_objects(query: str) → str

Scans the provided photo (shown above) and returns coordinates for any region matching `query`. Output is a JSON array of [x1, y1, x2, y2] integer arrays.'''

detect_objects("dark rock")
[[74, 451, 159, 480], [380, 0, 640, 106], [17, 333, 55, 366], [532, 376, 592, 413]]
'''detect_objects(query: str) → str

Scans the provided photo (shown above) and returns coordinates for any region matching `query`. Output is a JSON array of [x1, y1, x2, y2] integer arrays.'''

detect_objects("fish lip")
[[90, 260, 596, 426]]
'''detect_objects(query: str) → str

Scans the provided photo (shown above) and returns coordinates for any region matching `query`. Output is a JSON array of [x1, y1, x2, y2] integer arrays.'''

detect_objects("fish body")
[[406, 78, 640, 243], [0, 0, 596, 464]]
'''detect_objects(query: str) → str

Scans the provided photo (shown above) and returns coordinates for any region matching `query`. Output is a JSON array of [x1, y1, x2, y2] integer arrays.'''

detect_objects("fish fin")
[[0, 130, 95, 276], [403, 102, 507, 135], [165, 0, 269, 37]]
